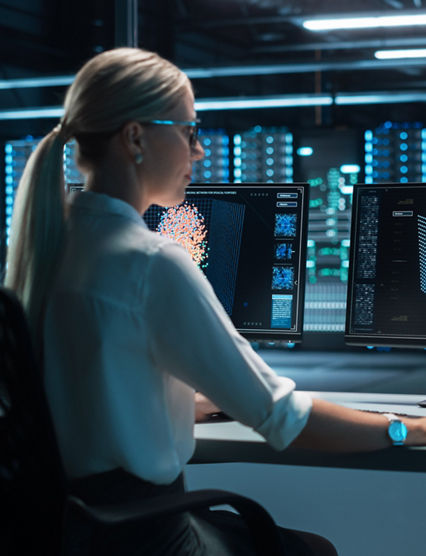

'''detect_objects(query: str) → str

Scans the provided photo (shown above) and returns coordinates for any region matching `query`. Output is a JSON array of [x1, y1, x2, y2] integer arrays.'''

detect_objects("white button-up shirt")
[[43, 191, 312, 484]]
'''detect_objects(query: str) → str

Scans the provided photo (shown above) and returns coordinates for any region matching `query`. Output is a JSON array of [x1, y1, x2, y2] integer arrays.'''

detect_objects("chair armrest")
[[67, 488, 282, 555]]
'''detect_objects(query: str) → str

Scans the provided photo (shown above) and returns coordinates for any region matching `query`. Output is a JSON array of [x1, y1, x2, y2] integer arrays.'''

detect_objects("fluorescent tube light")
[[0, 107, 64, 120], [303, 14, 426, 31], [375, 48, 426, 59], [335, 92, 426, 104], [0, 76, 74, 90], [0, 90, 425, 121], [195, 95, 333, 110]]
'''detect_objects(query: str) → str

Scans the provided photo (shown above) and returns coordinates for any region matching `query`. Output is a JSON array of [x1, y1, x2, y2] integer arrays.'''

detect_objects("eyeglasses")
[[144, 119, 201, 148]]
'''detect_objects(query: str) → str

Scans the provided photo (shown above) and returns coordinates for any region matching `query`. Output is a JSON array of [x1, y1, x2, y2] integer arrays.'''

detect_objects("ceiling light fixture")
[[195, 95, 333, 110], [1, 90, 425, 120], [0, 107, 65, 120], [303, 13, 426, 31], [0, 76, 74, 90], [375, 48, 426, 59]]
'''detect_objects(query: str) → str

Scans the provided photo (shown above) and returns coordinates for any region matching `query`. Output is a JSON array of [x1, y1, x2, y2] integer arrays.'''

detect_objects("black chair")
[[0, 285, 284, 555]]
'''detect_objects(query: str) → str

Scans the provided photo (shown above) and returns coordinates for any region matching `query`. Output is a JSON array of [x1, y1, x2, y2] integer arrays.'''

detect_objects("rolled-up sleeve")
[[143, 241, 312, 450]]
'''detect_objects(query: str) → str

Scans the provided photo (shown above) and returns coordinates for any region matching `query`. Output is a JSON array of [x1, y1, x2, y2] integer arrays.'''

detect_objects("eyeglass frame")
[[141, 119, 201, 148]]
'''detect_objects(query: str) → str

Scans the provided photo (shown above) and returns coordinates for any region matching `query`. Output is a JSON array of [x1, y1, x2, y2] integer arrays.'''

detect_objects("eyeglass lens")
[[189, 125, 199, 148]]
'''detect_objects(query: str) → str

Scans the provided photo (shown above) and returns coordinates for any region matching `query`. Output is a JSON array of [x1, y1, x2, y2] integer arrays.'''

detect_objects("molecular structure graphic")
[[274, 213, 297, 237], [272, 266, 294, 290], [157, 203, 209, 269], [275, 242, 294, 261]]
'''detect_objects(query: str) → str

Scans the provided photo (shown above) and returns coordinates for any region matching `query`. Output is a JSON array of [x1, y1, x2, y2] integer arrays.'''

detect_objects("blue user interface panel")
[[346, 182, 426, 348], [144, 183, 309, 343]]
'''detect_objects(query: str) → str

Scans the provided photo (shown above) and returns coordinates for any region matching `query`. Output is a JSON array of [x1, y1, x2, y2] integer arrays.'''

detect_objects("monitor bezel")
[[345, 181, 426, 348], [186, 182, 309, 344]]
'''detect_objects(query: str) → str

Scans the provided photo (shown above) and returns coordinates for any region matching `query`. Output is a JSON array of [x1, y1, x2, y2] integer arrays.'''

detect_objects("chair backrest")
[[0, 286, 67, 555]]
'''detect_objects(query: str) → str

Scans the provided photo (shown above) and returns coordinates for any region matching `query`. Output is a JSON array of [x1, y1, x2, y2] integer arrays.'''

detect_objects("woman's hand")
[[195, 392, 221, 422]]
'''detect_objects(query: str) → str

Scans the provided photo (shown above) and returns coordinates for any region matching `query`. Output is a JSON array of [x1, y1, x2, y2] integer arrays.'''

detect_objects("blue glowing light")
[[340, 164, 360, 174], [297, 147, 313, 156]]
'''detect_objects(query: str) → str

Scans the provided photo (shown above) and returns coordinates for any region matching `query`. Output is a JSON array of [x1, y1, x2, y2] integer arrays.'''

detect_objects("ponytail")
[[5, 125, 68, 350]]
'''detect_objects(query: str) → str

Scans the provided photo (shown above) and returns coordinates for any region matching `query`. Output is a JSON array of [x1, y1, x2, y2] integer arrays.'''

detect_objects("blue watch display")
[[384, 413, 408, 446]]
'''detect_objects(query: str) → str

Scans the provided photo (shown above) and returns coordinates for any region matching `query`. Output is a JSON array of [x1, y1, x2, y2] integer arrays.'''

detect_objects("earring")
[[135, 152, 143, 165]]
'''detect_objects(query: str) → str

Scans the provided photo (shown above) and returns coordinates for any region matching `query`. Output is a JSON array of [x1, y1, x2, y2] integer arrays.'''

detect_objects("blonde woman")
[[6, 47, 426, 555]]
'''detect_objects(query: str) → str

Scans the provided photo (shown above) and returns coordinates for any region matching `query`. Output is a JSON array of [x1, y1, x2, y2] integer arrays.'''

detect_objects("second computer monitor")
[[144, 183, 309, 343], [346, 182, 426, 348]]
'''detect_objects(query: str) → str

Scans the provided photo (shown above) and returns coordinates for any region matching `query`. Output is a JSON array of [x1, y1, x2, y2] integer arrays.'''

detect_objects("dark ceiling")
[[1, 0, 426, 137]]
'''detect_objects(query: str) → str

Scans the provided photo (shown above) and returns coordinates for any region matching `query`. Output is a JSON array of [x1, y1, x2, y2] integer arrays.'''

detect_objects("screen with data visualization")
[[144, 183, 309, 343], [345, 183, 426, 347]]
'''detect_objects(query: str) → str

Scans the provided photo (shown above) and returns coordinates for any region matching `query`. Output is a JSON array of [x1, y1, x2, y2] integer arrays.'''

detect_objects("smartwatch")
[[383, 413, 408, 446]]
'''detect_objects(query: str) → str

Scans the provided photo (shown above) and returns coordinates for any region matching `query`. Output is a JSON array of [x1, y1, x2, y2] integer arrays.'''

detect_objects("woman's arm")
[[290, 398, 426, 451]]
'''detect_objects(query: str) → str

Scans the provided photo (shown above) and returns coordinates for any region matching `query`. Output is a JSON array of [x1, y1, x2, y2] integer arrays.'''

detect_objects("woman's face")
[[140, 86, 204, 211]]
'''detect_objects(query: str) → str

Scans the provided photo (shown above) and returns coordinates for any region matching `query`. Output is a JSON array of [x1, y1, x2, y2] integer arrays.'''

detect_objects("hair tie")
[[53, 122, 69, 144]]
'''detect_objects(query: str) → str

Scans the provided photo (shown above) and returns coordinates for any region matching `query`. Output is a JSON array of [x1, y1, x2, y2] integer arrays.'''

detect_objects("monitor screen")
[[345, 182, 426, 348], [144, 183, 309, 343]]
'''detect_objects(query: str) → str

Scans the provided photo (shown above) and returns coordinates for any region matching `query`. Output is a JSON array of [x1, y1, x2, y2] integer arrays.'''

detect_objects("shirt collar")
[[67, 190, 148, 228]]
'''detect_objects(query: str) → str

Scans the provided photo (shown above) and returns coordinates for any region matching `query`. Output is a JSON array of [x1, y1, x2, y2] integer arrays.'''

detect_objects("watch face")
[[389, 420, 408, 445]]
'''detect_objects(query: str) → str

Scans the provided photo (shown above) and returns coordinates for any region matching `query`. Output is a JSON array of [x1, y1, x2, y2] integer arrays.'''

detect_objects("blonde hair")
[[5, 48, 189, 349]]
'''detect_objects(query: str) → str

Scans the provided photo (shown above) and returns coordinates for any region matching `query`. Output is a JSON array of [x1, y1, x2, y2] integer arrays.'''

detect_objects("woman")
[[5, 47, 426, 555]]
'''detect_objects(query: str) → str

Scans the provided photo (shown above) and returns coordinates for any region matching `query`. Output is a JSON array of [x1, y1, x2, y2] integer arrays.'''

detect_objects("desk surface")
[[193, 392, 426, 473]]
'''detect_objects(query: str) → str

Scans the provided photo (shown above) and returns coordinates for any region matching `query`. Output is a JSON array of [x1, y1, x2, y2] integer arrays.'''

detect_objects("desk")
[[193, 392, 426, 472]]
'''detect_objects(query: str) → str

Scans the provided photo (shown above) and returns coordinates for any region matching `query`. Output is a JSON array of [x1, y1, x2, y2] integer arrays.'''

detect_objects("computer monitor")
[[144, 183, 309, 343], [345, 182, 426, 348]]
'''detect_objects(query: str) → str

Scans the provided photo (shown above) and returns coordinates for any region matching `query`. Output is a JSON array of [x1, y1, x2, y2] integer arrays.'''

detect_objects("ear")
[[120, 121, 145, 160]]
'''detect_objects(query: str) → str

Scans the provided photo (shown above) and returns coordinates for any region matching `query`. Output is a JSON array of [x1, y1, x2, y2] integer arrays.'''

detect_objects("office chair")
[[0, 285, 284, 555]]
